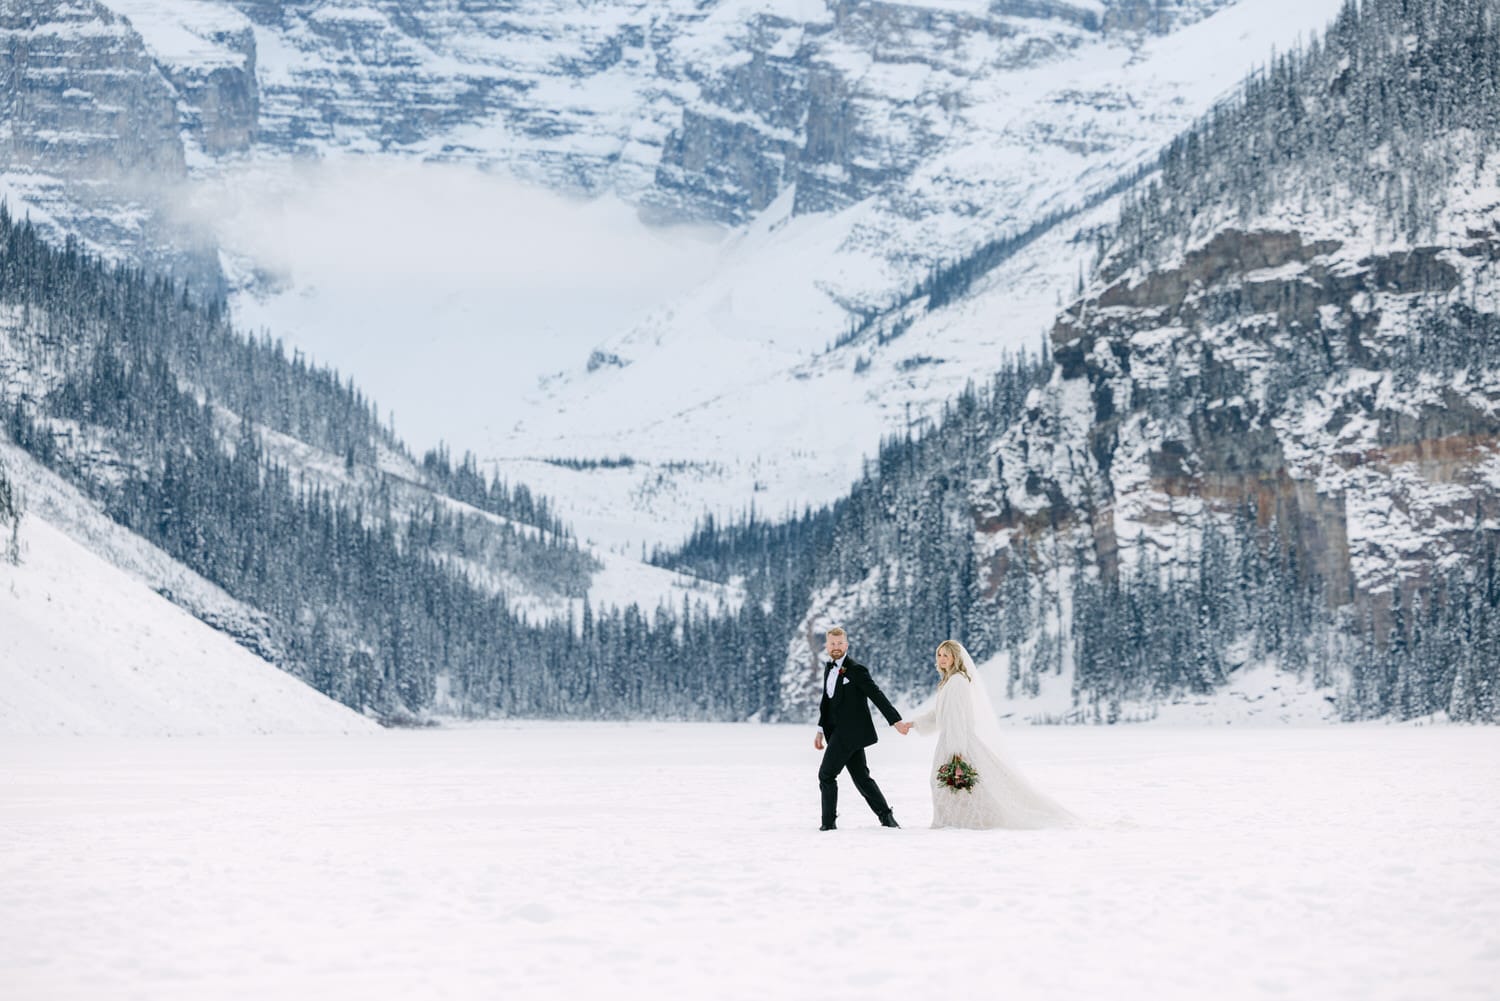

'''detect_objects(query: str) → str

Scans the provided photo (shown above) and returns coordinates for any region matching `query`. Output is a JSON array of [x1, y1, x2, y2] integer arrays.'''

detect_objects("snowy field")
[[4, 723, 1497, 1000]]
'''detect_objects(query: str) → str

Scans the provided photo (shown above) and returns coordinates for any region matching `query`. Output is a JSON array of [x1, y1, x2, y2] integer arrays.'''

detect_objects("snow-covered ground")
[[4, 723, 1496, 1000]]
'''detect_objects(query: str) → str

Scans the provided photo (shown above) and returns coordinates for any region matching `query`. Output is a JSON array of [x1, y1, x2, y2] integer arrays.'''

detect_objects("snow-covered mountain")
[[771, 0, 1500, 723], [0, 445, 378, 735], [480, 0, 1350, 550], [2, 0, 1348, 552]]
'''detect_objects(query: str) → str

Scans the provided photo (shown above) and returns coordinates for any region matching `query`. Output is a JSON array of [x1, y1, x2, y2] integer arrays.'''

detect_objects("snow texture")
[[0, 448, 376, 737], [2, 722, 1496, 999]]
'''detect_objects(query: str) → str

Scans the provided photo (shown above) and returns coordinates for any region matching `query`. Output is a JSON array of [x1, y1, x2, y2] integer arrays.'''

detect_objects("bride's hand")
[[894, 721, 912, 735]]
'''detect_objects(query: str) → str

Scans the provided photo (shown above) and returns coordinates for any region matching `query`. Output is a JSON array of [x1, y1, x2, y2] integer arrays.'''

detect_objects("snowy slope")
[[488, 192, 1126, 549], [0, 515, 378, 736], [226, 414, 736, 620], [0, 439, 287, 663], [0, 450, 377, 736]]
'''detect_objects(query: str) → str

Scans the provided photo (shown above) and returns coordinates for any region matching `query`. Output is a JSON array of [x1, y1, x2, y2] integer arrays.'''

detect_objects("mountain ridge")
[[764, 0, 1500, 721]]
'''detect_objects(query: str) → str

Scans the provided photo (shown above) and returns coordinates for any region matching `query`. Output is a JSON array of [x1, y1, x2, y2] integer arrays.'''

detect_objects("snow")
[[585, 540, 736, 616], [0, 440, 288, 666], [2, 722, 1496, 999], [1141, 662, 1340, 724], [162, 0, 1349, 555], [99, 0, 252, 73], [0, 432, 370, 738], [214, 405, 734, 620], [0, 511, 375, 738]]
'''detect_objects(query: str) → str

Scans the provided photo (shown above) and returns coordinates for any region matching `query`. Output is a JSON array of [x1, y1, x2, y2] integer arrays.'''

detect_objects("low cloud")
[[173, 157, 725, 455], [186, 157, 722, 294]]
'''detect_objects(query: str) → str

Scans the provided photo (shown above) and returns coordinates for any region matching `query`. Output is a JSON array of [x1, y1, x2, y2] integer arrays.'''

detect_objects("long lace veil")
[[953, 641, 1081, 828], [953, 641, 1012, 760]]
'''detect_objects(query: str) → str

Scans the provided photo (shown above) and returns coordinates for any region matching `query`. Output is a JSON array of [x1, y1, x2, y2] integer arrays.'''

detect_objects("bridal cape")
[[910, 672, 1079, 830]]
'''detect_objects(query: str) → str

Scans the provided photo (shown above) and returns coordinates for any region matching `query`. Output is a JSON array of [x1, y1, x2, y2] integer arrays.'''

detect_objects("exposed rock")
[[0, 0, 185, 180], [977, 225, 1500, 623], [0, 0, 220, 287], [142, 10, 259, 155]]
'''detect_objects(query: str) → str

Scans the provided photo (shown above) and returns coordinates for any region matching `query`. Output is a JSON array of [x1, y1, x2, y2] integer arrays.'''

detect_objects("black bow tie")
[[827, 661, 839, 669]]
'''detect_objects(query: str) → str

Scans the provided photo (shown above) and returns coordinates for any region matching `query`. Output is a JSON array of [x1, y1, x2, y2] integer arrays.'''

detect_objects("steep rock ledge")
[[975, 226, 1500, 620]]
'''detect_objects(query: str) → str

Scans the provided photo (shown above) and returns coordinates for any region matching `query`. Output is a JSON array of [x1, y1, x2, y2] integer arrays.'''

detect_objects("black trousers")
[[818, 737, 892, 825]]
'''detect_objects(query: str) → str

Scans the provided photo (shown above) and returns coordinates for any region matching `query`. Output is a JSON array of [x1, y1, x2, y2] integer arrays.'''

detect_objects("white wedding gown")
[[910, 673, 1079, 830]]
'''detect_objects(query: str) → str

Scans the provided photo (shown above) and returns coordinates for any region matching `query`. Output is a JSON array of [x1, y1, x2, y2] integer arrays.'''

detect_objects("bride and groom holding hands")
[[814, 626, 1076, 831]]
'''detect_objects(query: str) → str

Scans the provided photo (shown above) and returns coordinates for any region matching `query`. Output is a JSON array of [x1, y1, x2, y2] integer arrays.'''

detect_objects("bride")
[[896, 640, 1078, 830]]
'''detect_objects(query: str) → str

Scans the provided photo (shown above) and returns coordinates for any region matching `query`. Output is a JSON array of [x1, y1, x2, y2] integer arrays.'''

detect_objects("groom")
[[814, 627, 907, 831]]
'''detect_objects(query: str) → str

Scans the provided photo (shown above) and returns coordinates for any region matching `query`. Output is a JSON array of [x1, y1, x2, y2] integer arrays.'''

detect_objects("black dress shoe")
[[878, 812, 900, 828], [819, 822, 837, 831]]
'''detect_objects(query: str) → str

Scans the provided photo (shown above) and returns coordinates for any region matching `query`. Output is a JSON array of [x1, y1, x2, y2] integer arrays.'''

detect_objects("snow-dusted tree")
[[0, 459, 19, 565]]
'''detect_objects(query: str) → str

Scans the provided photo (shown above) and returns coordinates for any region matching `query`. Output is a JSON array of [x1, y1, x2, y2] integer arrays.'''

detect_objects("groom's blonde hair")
[[825, 626, 847, 639], [936, 640, 970, 682]]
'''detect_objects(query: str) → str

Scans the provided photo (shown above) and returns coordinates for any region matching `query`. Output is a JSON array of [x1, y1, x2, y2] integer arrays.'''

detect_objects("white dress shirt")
[[825, 655, 846, 698], [817, 656, 846, 735]]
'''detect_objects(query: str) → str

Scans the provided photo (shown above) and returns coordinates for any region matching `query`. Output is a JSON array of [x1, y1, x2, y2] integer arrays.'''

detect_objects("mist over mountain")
[[0, 205, 787, 722]]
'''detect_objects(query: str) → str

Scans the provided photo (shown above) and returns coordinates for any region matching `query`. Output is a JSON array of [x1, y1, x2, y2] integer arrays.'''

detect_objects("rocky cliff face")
[[974, 216, 1500, 626], [0, 1, 183, 178], [144, 7, 258, 156], [3, 0, 1242, 240], [201, 0, 1234, 218], [183, 0, 1233, 224], [776, 198, 1500, 720], [0, 0, 232, 286], [647, 0, 1077, 223], [761, 0, 1500, 721]]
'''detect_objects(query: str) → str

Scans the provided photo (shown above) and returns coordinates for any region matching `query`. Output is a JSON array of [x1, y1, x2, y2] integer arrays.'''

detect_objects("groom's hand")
[[814, 732, 825, 751], [894, 721, 912, 735]]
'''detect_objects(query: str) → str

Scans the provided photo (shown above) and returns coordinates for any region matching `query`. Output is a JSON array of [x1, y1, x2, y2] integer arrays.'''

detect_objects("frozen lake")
[[3, 723, 1498, 1000]]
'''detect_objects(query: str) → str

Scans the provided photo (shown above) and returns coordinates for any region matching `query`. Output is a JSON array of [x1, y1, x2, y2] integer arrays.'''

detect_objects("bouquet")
[[937, 754, 979, 793]]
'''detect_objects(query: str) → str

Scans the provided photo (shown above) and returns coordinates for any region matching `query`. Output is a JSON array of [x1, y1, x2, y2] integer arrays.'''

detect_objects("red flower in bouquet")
[[937, 754, 978, 792]]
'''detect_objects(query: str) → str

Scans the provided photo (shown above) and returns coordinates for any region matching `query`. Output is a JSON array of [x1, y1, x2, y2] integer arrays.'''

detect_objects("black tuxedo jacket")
[[818, 657, 902, 749]]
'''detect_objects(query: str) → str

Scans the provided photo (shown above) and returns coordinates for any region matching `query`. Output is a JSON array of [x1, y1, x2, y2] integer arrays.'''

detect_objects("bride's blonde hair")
[[935, 640, 970, 683]]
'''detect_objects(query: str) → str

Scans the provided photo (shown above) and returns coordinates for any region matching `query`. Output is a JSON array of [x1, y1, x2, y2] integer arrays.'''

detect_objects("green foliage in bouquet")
[[937, 754, 978, 793]]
